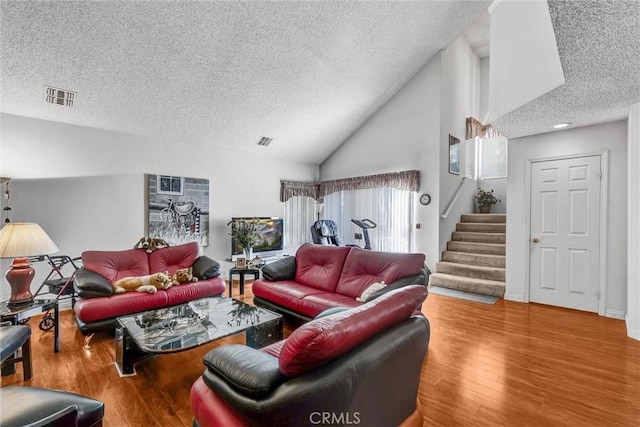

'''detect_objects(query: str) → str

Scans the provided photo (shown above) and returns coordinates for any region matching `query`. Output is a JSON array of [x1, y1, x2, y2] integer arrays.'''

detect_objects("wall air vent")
[[45, 86, 76, 107], [257, 136, 273, 147]]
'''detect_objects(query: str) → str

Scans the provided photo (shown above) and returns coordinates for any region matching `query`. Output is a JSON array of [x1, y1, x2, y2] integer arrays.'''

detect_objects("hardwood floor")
[[2, 283, 639, 426]]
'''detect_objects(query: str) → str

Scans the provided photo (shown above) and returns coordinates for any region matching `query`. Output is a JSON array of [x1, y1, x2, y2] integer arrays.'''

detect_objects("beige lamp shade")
[[0, 222, 60, 258]]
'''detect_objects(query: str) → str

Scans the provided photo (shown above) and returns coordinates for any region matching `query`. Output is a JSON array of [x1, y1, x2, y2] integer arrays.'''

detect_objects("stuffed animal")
[[171, 267, 199, 285], [134, 237, 170, 253], [112, 271, 172, 294]]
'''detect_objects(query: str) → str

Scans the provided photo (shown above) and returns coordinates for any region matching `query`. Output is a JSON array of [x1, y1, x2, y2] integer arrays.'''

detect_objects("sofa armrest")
[[366, 270, 428, 302], [192, 256, 221, 279], [73, 268, 114, 298], [261, 257, 296, 281], [203, 345, 285, 398]]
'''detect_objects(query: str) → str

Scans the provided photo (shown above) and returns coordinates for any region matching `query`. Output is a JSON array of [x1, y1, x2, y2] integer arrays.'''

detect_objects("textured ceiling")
[[492, 0, 640, 138], [0, 0, 490, 164], [2, 1, 637, 164]]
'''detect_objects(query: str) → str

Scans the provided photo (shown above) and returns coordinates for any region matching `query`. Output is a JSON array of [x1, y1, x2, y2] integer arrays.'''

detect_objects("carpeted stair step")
[[460, 214, 506, 224], [429, 273, 505, 297], [442, 251, 505, 268], [446, 241, 506, 255], [456, 222, 506, 233], [451, 231, 506, 244], [435, 261, 505, 281]]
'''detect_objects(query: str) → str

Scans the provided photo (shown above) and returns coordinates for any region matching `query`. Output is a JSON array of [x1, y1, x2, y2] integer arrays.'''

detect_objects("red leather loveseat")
[[252, 243, 428, 323], [190, 285, 430, 427], [73, 242, 226, 333]]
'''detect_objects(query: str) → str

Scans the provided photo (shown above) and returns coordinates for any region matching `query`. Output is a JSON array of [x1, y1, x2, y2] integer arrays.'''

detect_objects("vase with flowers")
[[228, 218, 263, 261], [475, 187, 500, 213]]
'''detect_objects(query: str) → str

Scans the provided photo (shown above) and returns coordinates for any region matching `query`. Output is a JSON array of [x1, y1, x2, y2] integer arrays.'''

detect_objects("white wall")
[[320, 53, 442, 269], [506, 121, 628, 317], [488, 0, 564, 122], [627, 103, 640, 340], [0, 113, 318, 298], [320, 36, 482, 269], [439, 37, 481, 255]]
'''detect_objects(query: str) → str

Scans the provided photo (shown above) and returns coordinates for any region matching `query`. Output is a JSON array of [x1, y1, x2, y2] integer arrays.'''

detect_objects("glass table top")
[[116, 296, 282, 353]]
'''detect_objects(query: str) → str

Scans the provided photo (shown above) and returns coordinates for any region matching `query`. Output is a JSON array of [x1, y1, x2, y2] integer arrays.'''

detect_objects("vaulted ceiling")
[[1, 1, 638, 165]]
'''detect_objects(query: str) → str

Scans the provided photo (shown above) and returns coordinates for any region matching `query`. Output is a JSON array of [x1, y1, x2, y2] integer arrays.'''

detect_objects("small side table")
[[228, 267, 260, 298], [0, 299, 59, 353]]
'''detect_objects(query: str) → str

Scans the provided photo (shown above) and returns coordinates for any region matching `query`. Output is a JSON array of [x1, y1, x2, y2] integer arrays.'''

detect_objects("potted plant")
[[228, 218, 263, 260], [475, 187, 500, 213]]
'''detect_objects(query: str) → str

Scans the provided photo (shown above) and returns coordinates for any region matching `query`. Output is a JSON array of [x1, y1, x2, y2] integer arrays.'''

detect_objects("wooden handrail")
[[441, 177, 468, 219]]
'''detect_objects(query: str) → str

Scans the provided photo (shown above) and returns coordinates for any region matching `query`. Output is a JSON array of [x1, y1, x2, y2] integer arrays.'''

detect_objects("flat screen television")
[[230, 217, 284, 259]]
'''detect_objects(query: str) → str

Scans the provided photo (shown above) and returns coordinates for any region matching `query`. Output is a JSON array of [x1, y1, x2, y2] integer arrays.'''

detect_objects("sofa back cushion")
[[82, 249, 150, 284], [149, 242, 201, 276], [294, 244, 351, 292], [278, 285, 428, 377], [335, 249, 426, 298]]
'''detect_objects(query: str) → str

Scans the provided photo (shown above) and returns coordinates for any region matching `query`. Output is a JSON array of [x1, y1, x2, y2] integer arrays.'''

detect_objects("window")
[[323, 187, 415, 253], [283, 196, 316, 246], [466, 136, 508, 180]]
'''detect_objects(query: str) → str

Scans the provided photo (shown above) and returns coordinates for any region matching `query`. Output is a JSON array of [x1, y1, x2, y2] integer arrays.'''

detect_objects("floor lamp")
[[0, 223, 59, 307]]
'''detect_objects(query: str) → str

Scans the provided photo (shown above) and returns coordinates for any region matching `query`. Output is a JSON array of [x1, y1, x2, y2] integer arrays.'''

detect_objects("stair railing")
[[441, 177, 468, 219]]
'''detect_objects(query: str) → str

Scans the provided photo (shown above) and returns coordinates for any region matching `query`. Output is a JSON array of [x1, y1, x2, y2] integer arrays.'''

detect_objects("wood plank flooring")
[[2, 282, 639, 426]]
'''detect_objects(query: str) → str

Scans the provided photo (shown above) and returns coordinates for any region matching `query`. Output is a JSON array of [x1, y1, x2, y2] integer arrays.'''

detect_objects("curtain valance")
[[466, 117, 503, 140], [280, 170, 419, 202]]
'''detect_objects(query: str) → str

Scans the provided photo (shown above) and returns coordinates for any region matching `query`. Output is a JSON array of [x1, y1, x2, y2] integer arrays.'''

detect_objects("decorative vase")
[[243, 247, 253, 261], [479, 205, 492, 214]]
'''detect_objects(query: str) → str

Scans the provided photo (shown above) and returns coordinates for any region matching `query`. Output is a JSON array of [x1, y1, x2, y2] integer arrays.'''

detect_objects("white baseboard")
[[605, 309, 626, 320], [625, 313, 640, 341], [504, 293, 525, 302]]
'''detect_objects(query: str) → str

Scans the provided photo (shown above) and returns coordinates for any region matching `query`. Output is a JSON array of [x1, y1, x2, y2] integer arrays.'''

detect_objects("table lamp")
[[0, 222, 59, 307]]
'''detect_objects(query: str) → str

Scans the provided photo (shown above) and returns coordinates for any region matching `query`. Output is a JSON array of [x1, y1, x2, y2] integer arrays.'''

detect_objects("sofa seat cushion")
[[82, 249, 150, 284], [278, 285, 428, 377], [191, 377, 249, 427], [260, 339, 285, 358], [149, 242, 200, 276], [252, 280, 328, 317], [73, 279, 224, 323], [294, 244, 351, 292], [335, 249, 426, 298], [298, 293, 360, 318]]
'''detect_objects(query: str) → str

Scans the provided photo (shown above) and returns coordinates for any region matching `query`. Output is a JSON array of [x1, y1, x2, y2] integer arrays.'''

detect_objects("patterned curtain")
[[280, 181, 320, 202], [280, 170, 419, 202], [466, 117, 503, 140]]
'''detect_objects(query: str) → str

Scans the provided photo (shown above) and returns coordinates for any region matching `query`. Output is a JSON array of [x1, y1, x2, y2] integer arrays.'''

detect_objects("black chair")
[[1, 386, 105, 427], [310, 220, 347, 246], [0, 324, 32, 381]]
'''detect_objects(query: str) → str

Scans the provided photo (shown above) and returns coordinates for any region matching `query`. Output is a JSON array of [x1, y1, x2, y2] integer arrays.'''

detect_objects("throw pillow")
[[356, 281, 386, 303]]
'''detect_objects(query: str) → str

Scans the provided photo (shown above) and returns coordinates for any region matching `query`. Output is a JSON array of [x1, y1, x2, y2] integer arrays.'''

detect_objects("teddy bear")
[[112, 271, 173, 294], [171, 267, 199, 286], [134, 237, 170, 253]]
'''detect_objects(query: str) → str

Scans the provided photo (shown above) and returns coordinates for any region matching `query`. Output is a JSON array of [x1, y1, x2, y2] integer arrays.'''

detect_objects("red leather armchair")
[[190, 285, 430, 427]]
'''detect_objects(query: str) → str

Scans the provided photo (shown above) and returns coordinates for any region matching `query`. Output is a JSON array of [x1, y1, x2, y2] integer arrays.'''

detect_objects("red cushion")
[[278, 285, 428, 377], [335, 249, 426, 298], [165, 277, 226, 306], [191, 377, 249, 427], [73, 290, 169, 323], [82, 249, 150, 284], [294, 244, 351, 292], [148, 242, 200, 276]]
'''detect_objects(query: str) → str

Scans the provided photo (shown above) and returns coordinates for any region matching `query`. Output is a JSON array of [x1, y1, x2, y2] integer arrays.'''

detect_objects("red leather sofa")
[[73, 242, 226, 333], [252, 243, 429, 323], [190, 285, 430, 427]]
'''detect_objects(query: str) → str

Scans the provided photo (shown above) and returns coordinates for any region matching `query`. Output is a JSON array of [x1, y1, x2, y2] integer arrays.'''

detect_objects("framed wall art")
[[146, 174, 210, 246], [449, 134, 460, 175]]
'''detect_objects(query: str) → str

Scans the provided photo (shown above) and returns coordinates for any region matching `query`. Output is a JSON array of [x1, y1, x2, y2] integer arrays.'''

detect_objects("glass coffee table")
[[115, 296, 283, 376]]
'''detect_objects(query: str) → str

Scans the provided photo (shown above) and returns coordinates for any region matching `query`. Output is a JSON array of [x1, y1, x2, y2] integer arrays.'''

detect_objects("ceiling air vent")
[[45, 86, 76, 107], [256, 136, 273, 147]]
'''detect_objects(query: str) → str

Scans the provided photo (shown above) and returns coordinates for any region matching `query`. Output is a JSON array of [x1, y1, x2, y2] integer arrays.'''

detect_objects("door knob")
[[532, 237, 539, 243]]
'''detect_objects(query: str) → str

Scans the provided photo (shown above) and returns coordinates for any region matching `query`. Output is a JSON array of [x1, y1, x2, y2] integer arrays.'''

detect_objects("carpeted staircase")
[[429, 213, 506, 297]]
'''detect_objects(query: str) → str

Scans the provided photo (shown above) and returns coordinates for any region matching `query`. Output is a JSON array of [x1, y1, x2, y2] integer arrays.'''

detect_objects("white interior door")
[[529, 155, 601, 312]]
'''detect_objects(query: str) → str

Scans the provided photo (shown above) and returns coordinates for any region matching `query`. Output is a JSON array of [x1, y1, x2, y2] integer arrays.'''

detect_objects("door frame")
[[522, 150, 609, 316]]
